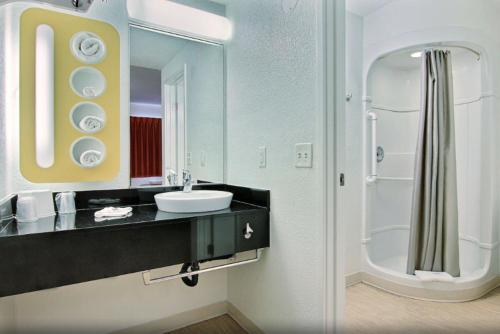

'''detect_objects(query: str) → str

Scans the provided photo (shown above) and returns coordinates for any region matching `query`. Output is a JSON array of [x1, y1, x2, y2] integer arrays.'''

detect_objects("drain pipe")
[[180, 262, 200, 287]]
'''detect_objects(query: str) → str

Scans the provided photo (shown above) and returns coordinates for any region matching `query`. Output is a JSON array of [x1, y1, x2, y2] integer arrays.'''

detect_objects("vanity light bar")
[[35, 24, 55, 168], [127, 0, 232, 42], [142, 249, 262, 285]]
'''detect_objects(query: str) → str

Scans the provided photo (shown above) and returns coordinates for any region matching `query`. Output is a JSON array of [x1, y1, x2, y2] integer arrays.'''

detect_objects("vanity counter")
[[0, 184, 270, 297], [0, 200, 264, 238]]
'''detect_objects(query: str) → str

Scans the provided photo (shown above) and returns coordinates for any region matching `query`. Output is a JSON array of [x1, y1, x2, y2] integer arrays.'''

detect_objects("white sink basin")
[[154, 190, 233, 213]]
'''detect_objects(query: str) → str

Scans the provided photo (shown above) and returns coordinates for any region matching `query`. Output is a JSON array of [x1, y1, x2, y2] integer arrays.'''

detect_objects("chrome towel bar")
[[142, 249, 263, 286]]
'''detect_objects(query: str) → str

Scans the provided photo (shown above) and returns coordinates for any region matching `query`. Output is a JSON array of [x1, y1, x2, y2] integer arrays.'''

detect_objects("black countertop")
[[0, 184, 270, 297], [0, 200, 264, 239]]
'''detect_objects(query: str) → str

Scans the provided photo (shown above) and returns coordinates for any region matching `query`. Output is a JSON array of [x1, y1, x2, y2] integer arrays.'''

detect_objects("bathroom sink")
[[154, 190, 233, 213]]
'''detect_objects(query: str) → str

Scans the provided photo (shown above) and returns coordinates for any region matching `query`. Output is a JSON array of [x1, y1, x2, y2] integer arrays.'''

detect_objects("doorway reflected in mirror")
[[129, 26, 224, 187], [130, 66, 163, 187]]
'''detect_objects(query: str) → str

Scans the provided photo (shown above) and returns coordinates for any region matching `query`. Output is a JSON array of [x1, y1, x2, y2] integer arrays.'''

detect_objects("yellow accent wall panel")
[[20, 8, 120, 183]]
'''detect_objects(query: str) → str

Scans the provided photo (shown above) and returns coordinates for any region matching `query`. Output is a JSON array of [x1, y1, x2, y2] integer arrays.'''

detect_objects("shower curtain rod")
[[425, 45, 481, 60]]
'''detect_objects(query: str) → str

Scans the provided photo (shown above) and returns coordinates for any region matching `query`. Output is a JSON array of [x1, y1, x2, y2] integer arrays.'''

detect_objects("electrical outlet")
[[295, 143, 312, 168], [259, 146, 267, 168]]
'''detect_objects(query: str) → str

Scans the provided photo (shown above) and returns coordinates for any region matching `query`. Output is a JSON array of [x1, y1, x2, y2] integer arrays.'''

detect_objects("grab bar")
[[142, 249, 263, 285], [35, 24, 55, 168], [366, 111, 378, 184]]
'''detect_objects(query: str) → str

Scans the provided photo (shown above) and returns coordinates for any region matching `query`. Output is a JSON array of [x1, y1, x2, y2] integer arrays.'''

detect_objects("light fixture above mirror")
[[127, 0, 232, 42]]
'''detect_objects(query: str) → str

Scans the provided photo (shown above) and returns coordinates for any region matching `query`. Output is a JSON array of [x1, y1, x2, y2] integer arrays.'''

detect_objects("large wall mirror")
[[129, 25, 224, 187]]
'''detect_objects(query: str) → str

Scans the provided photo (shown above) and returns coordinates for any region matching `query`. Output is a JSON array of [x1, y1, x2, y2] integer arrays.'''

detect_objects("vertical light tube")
[[35, 24, 54, 168], [366, 112, 377, 184]]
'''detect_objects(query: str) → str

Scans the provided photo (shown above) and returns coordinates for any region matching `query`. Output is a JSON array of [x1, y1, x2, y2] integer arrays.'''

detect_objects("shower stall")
[[361, 43, 500, 301]]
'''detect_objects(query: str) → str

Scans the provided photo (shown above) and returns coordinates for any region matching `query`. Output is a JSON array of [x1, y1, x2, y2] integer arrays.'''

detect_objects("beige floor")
[[168, 315, 247, 334], [345, 283, 500, 333]]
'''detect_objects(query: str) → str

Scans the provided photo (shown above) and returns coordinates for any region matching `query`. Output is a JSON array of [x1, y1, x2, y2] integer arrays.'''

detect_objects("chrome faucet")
[[166, 169, 177, 186], [182, 170, 192, 193]]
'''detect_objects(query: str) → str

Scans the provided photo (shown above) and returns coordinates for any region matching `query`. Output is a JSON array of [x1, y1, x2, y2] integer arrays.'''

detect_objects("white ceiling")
[[130, 27, 187, 105], [130, 66, 162, 105], [377, 50, 421, 70], [130, 27, 187, 70], [210, 0, 394, 17], [347, 0, 398, 16]]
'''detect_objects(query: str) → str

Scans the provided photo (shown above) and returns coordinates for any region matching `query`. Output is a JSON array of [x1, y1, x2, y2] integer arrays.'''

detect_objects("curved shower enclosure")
[[361, 43, 499, 301]]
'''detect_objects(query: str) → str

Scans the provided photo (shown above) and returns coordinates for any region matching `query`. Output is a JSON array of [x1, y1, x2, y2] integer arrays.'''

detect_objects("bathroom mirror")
[[129, 25, 224, 187]]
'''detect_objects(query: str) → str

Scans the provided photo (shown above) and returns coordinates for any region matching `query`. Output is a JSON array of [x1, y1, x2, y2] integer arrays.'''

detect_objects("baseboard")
[[345, 272, 363, 287], [109, 301, 264, 334], [227, 302, 264, 334], [110, 301, 228, 334], [361, 272, 500, 302]]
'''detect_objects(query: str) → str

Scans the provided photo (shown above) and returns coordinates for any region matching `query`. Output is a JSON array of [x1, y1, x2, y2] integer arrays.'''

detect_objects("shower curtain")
[[406, 49, 460, 277]]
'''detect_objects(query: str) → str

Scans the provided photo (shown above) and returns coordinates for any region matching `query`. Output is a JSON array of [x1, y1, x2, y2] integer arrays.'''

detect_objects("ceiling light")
[[127, 0, 232, 42], [411, 52, 422, 58]]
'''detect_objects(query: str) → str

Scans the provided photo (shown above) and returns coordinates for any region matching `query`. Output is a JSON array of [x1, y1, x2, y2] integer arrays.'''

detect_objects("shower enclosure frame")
[[360, 39, 500, 302]]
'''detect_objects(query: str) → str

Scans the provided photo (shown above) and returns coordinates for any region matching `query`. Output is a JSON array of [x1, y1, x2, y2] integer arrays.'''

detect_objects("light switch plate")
[[295, 143, 312, 168], [259, 146, 267, 168], [187, 152, 192, 166], [200, 151, 206, 167]]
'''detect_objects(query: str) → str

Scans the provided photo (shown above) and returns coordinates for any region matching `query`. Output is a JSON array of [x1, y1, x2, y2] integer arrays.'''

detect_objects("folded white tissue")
[[94, 207, 133, 222], [79, 150, 102, 168], [79, 115, 104, 133]]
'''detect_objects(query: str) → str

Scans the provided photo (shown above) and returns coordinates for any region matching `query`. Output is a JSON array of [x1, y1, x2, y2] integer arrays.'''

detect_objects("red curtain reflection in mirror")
[[130, 117, 162, 178]]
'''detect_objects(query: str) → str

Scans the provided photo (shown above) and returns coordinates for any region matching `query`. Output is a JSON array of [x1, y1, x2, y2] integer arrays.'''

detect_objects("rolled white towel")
[[79, 150, 102, 168], [82, 86, 97, 97], [79, 115, 104, 133], [80, 37, 102, 56], [71, 32, 106, 64]]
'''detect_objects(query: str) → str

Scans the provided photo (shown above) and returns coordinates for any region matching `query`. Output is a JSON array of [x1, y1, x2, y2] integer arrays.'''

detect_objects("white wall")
[[0, 1, 228, 332], [8, 270, 227, 333], [363, 0, 500, 51], [344, 11, 364, 276], [0, 0, 131, 196], [225, 0, 326, 331], [162, 42, 224, 183], [362, 0, 500, 92]]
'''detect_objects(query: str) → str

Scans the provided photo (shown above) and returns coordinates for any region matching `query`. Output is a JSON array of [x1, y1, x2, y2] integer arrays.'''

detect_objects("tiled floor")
[[168, 315, 247, 334], [345, 283, 500, 333], [167, 285, 500, 333]]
